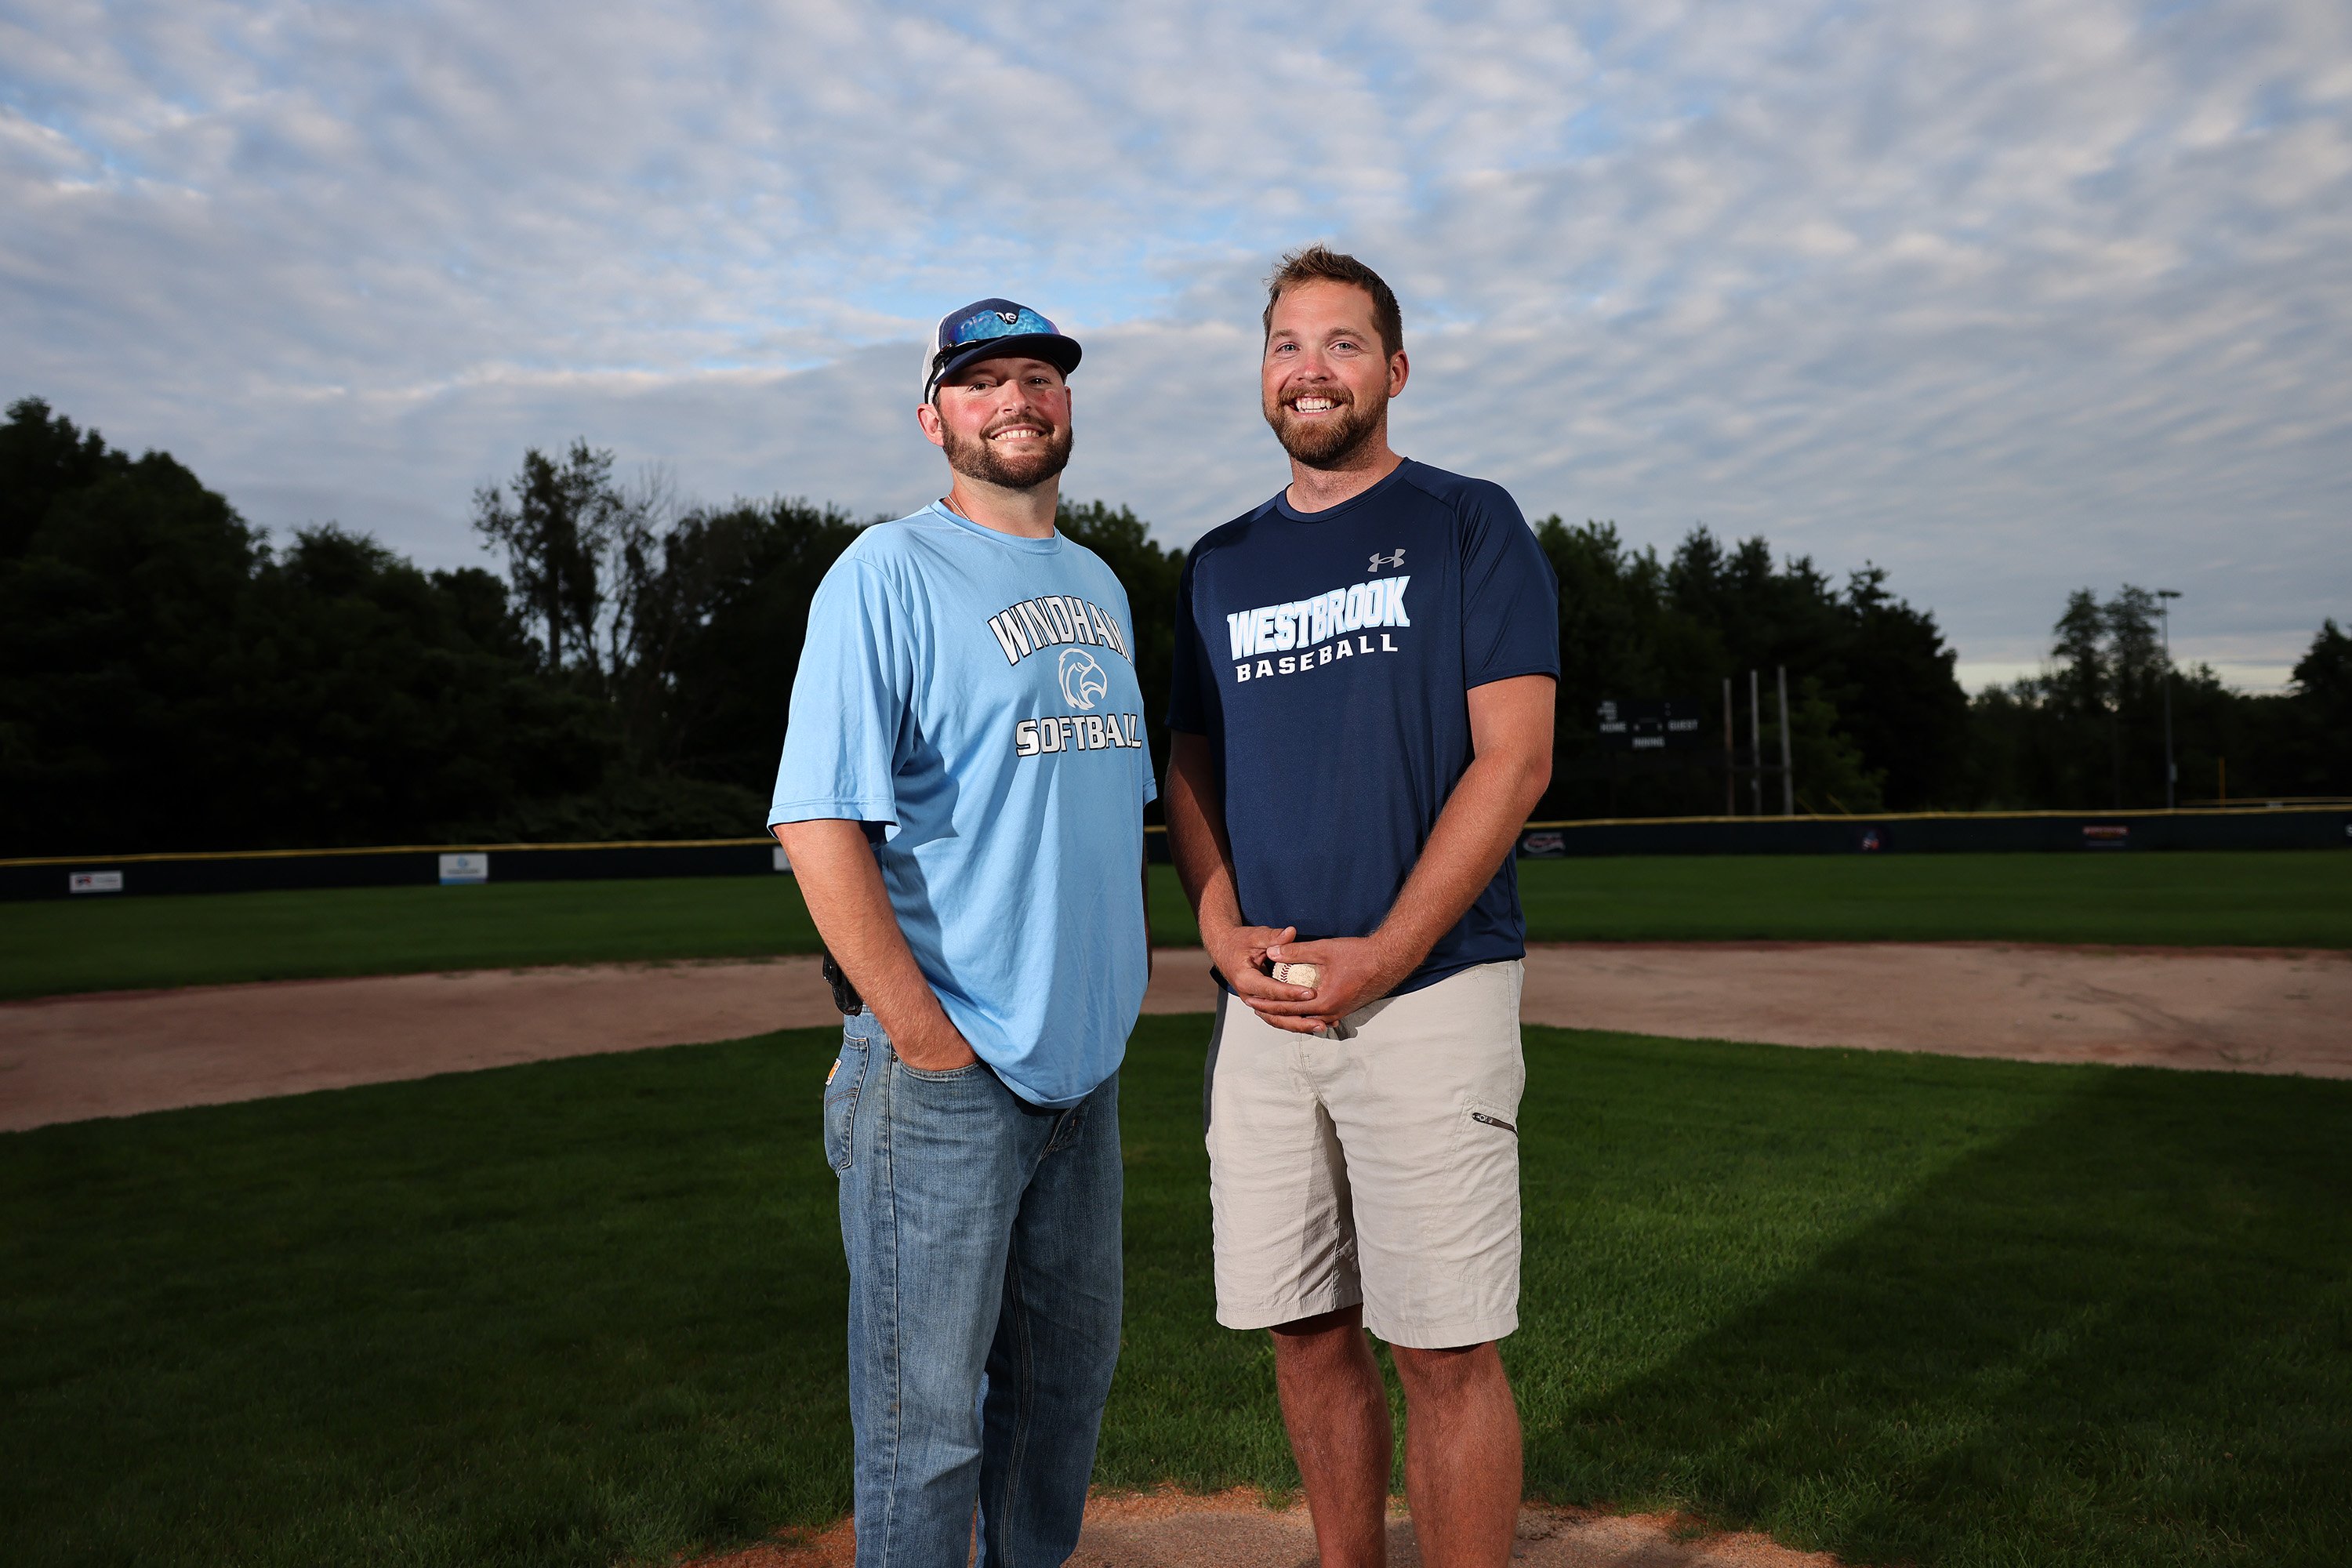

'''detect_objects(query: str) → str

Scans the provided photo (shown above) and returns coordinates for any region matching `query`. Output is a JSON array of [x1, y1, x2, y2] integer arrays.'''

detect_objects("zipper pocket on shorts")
[[1471, 1110, 1518, 1135]]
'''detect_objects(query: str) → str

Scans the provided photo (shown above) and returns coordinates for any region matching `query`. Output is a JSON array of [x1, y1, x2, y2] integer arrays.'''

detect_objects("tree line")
[[1971, 589, 2349, 810], [2, 397, 2342, 856]]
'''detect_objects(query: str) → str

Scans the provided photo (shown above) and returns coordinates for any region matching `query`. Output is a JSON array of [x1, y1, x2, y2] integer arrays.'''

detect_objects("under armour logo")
[[1369, 549, 1406, 572]]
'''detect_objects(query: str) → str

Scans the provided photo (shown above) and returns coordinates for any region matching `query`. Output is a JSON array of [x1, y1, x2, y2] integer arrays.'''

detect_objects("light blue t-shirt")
[[768, 502, 1157, 1108]]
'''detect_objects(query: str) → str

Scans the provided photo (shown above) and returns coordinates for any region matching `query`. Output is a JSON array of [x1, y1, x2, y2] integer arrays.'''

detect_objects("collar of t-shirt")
[[1271, 458, 1415, 524], [927, 499, 1065, 556]]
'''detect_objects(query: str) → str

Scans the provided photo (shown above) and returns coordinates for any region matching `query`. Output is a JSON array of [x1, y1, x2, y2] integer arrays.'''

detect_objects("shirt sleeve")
[[1459, 484, 1561, 688], [1166, 552, 1207, 733], [768, 555, 911, 829]]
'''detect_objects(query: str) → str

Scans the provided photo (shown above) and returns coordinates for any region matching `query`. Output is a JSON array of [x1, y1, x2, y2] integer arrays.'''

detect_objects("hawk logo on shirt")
[[1369, 548, 1406, 572], [1059, 648, 1110, 711]]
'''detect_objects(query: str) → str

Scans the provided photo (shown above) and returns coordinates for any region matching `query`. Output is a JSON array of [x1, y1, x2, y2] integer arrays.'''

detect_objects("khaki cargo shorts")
[[1203, 958, 1524, 1348]]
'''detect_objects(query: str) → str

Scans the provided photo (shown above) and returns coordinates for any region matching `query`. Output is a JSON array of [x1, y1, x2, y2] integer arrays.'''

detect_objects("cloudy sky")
[[6, 0, 2348, 688]]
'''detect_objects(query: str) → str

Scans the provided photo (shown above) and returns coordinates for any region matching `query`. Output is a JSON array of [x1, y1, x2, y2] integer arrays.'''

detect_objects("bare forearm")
[[1370, 674, 1556, 976], [771, 818, 970, 1066], [1373, 747, 1548, 967], [1165, 731, 1308, 1000]]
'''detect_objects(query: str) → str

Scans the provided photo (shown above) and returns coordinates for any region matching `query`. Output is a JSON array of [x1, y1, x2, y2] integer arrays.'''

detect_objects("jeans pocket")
[[823, 1033, 870, 1172], [895, 1057, 986, 1083]]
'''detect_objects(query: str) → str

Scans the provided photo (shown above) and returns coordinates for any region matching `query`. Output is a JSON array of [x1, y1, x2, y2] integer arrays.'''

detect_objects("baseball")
[[1271, 961, 1321, 989]]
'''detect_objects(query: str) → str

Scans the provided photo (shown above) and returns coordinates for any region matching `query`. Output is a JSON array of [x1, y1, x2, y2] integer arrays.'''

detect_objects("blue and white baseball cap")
[[921, 298, 1083, 400]]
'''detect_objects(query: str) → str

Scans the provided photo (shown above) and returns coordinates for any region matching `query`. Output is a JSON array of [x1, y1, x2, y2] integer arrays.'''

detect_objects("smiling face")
[[918, 354, 1073, 491], [1261, 278, 1408, 468]]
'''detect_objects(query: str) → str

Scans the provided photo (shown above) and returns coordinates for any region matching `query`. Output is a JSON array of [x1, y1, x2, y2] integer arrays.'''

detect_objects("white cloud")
[[2, 0, 2347, 678]]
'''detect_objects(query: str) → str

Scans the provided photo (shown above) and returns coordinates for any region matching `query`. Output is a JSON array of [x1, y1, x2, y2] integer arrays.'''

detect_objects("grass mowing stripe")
[[0, 877, 830, 1002], [3, 1019, 2347, 1566], [5, 850, 2347, 1001]]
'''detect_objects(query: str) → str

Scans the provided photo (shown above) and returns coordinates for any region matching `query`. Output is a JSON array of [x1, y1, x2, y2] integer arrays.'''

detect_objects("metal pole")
[[1748, 668, 1762, 816], [1722, 675, 1735, 815], [1777, 664, 1795, 815], [2157, 590, 2180, 810]]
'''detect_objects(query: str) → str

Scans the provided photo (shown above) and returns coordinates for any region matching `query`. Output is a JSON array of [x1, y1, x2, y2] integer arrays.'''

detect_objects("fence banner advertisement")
[[437, 853, 489, 886]]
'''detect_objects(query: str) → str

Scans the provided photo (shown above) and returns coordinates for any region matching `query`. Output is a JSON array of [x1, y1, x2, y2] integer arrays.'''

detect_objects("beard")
[[940, 417, 1073, 491], [1264, 383, 1386, 467]]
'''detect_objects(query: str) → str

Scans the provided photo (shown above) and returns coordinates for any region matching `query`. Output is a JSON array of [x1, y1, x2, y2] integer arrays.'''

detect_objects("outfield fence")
[[3, 805, 2345, 901], [1511, 804, 2352, 858]]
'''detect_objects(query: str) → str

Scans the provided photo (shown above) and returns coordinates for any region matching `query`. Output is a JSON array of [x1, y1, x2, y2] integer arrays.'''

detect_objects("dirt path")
[[1519, 940, 2352, 1076], [702, 1491, 1838, 1568], [0, 958, 841, 1133], [3, 943, 2346, 1133]]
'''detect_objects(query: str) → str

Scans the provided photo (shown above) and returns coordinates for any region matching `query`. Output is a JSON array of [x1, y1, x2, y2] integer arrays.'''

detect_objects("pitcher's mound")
[[696, 1488, 1840, 1567]]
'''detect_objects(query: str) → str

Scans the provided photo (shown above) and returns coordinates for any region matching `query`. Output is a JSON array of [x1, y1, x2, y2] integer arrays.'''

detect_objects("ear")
[[915, 399, 946, 448], [1386, 348, 1410, 398]]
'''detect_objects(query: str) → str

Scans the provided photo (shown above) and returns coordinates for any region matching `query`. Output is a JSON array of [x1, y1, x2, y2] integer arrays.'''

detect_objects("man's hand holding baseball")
[[1202, 918, 1318, 1013], [1247, 931, 1419, 1033]]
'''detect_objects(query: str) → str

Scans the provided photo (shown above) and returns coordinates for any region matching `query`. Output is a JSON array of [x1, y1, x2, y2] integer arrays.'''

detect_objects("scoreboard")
[[1595, 697, 1706, 750]]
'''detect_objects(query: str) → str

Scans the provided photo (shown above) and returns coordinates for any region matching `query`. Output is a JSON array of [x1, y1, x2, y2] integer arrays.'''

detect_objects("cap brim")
[[928, 333, 1083, 395]]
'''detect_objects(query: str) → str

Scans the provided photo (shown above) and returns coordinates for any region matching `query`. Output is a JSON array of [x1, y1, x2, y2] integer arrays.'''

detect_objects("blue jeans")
[[823, 1012, 1123, 1567]]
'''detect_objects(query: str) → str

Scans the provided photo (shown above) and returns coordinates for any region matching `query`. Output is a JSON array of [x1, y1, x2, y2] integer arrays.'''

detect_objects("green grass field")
[[3, 849, 2345, 1000], [1511, 846, 2350, 947], [3, 1018, 2346, 1568]]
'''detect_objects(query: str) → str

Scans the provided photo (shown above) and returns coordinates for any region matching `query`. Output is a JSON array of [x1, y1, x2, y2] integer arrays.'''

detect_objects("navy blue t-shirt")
[[1168, 459, 1560, 995]]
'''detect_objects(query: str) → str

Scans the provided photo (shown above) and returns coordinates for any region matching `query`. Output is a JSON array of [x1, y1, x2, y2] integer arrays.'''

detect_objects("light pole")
[[1749, 668, 1762, 816], [2156, 590, 2181, 810], [1777, 665, 1795, 815]]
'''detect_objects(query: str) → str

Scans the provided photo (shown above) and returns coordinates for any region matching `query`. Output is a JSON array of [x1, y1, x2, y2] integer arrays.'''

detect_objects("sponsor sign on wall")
[[437, 852, 489, 885], [68, 870, 125, 894]]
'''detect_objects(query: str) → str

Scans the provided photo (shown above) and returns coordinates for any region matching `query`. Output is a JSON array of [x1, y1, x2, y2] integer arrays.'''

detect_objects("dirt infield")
[[0, 957, 840, 1133], [1519, 940, 2352, 1076], [2, 942, 2346, 1133], [700, 1490, 1840, 1568]]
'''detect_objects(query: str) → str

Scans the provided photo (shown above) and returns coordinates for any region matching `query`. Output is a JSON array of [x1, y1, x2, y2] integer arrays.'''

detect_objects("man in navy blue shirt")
[[1166, 247, 1559, 1568]]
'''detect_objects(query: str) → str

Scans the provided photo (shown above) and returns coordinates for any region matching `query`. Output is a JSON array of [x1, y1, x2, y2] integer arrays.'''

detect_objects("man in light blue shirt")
[[770, 299, 1155, 1566]]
